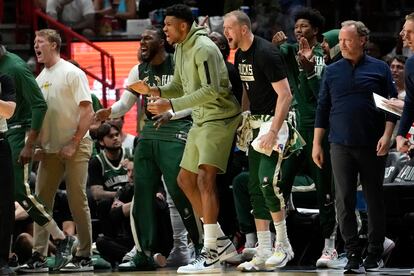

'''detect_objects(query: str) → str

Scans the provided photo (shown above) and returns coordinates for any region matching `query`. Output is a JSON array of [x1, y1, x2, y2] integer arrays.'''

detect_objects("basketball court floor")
[[18, 267, 414, 275]]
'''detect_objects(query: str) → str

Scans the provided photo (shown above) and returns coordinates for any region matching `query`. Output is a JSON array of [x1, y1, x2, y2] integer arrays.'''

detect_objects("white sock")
[[216, 222, 225, 238], [245, 232, 258, 248], [274, 220, 288, 244], [204, 224, 217, 250], [45, 220, 65, 240], [257, 231, 272, 255], [324, 238, 335, 249]]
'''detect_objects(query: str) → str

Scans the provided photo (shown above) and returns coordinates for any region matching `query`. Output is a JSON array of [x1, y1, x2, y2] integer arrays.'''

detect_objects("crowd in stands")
[[2, 1, 414, 276]]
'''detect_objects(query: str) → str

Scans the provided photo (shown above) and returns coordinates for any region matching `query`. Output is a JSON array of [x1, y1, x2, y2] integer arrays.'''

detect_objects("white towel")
[[251, 121, 289, 156]]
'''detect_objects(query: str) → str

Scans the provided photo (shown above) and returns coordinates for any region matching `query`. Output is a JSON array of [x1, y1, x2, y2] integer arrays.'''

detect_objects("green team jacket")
[[160, 23, 240, 125], [279, 43, 325, 129], [0, 50, 47, 132]]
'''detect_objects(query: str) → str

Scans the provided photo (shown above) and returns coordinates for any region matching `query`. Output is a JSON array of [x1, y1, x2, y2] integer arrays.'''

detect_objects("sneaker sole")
[[344, 267, 366, 274], [265, 253, 294, 270], [18, 267, 49, 273], [237, 265, 273, 272], [60, 266, 94, 272], [316, 259, 331, 268], [177, 267, 221, 274]]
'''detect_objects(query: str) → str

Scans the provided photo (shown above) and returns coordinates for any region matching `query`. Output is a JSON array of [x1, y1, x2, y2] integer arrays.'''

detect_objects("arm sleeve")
[[13, 66, 47, 131], [110, 91, 138, 118], [91, 93, 103, 112], [171, 108, 192, 120], [170, 46, 224, 111], [314, 69, 331, 129], [0, 74, 16, 102]]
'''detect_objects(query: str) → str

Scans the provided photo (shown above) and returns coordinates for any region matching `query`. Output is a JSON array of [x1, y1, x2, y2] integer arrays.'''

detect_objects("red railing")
[[32, 9, 116, 107], [0, 0, 3, 23]]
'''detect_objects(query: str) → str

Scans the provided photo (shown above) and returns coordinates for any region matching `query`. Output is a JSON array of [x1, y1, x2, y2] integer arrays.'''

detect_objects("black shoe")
[[0, 264, 16, 276], [54, 235, 75, 270], [363, 253, 384, 271], [7, 254, 18, 271], [17, 252, 48, 273], [344, 253, 365, 274]]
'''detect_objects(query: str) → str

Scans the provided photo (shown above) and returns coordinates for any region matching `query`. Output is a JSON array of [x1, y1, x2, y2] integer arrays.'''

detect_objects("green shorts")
[[181, 115, 241, 174]]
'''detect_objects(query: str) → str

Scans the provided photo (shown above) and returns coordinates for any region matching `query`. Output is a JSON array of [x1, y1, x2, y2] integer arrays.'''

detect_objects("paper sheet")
[[373, 93, 402, 117]]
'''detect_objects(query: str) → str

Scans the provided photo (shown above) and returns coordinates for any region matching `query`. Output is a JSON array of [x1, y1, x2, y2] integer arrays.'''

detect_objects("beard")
[[140, 49, 156, 63], [105, 145, 122, 153]]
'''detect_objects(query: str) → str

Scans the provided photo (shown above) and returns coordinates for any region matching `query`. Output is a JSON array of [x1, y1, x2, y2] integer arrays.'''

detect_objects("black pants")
[[0, 137, 14, 263], [330, 143, 385, 257]]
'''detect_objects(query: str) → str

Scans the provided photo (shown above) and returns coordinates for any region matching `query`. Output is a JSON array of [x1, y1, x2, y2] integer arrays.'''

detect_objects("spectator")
[[321, 29, 341, 64], [386, 55, 407, 112], [107, 117, 136, 152], [94, 0, 137, 31], [95, 159, 134, 267], [32, 29, 94, 272], [46, 0, 95, 37], [0, 73, 17, 276], [88, 121, 131, 237], [313, 20, 397, 273]]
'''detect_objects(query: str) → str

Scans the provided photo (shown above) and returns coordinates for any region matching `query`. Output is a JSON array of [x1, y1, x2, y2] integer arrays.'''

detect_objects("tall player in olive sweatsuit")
[[137, 5, 241, 274], [272, 8, 337, 267], [0, 44, 77, 272]]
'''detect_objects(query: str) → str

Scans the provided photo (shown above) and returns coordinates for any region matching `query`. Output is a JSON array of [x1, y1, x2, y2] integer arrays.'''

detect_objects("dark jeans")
[[330, 143, 385, 257], [0, 137, 14, 263]]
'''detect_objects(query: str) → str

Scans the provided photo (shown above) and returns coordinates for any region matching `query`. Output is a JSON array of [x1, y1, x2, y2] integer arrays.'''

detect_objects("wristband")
[[167, 109, 176, 118]]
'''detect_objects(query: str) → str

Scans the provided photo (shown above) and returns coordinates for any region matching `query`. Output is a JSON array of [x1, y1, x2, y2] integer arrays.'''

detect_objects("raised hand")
[[298, 37, 315, 74], [147, 97, 171, 115], [272, 31, 288, 46], [95, 107, 111, 121], [127, 80, 151, 95]]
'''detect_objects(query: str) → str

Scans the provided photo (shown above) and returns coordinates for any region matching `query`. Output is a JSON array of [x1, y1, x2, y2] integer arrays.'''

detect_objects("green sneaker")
[[54, 235, 75, 270]]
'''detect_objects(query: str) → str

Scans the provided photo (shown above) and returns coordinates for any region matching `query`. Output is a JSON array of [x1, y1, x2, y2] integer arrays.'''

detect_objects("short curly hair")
[[294, 7, 325, 31], [165, 4, 194, 26]]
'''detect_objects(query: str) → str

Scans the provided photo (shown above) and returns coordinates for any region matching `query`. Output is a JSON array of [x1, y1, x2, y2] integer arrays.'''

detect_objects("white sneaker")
[[216, 237, 238, 262], [237, 252, 271, 272], [177, 247, 221, 274], [316, 248, 338, 268], [241, 246, 257, 261], [265, 242, 294, 269], [383, 237, 395, 257], [122, 246, 137, 263], [60, 256, 93, 272], [326, 252, 348, 269]]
